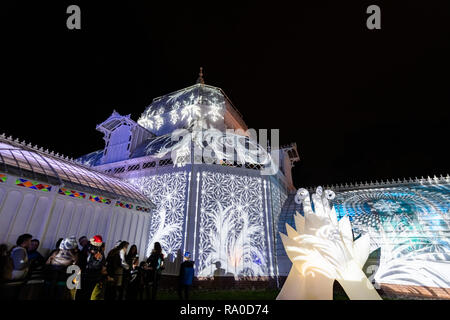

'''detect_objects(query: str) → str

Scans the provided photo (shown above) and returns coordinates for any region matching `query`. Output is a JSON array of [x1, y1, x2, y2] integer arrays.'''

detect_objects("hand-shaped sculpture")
[[277, 187, 381, 300]]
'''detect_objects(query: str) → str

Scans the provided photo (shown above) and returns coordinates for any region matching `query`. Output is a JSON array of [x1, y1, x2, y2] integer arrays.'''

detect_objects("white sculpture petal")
[[353, 233, 371, 269], [278, 186, 382, 300], [286, 223, 299, 240], [328, 205, 339, 226], [338, 215, 354, 251], [294, 212, 305, 234]]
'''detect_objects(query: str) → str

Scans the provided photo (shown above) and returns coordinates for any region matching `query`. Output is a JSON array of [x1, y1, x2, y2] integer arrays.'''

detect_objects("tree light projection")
[[278, 187, 381, 300], [197, 171, 268, 278], [127, 171, 187, 257]]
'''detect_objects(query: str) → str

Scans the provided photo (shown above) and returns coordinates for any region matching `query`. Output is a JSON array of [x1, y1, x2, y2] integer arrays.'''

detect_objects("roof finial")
[[196, 67, 205, 84]]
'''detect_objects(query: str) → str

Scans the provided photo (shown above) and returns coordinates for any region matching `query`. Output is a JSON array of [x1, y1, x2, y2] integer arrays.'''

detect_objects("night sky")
[[1, 1, 449, 188]]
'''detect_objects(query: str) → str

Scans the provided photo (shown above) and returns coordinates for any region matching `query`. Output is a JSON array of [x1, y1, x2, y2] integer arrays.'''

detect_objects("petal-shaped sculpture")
[[294, 212, 305, 234], [353, 234, 371, 269], [277, 187, 382, 300]]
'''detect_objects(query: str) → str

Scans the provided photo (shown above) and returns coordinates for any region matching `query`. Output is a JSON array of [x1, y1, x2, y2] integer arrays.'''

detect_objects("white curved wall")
[[0, 173, 151, 259]]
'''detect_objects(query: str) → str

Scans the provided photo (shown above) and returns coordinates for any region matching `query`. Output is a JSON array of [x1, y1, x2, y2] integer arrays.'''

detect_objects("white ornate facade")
[[77, 78, 300, 277]]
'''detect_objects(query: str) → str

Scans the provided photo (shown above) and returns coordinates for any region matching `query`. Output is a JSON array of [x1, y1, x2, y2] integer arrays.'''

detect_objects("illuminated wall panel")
[[128, 171, 188, 257], [197, 171, 268, 277]]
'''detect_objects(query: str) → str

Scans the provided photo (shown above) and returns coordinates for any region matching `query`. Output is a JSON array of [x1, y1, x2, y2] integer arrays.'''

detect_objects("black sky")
[[1, 1, 449, 188]]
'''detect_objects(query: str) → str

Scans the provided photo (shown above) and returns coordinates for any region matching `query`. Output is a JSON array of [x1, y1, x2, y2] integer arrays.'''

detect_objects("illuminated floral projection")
[[197, 172, 268, 278], [137, 85, 225, 135], [131, 124, 278, 174], [128, 171, 188, 257], [332, 184, 450, 288]]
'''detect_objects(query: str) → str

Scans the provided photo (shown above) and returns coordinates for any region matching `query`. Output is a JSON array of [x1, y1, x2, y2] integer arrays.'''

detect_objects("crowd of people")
[[0, 233, 195, 300]]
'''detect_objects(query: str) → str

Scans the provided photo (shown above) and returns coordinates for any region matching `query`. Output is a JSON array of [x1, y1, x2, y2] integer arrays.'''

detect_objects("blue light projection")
[[331, 183, 450, 288]]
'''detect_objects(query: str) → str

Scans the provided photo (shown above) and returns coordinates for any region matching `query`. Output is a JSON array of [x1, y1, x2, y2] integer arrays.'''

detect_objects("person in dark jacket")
[[146, 242, 164, 300], [105, 241, 129, 300], [76, 235, 105, 300], [125, 245, 138, 266], [125, 255, 141, 300], [77, 236, 89, 272], [123, 244, 138, 297], [28, 239, 45, 272], [90, 242, 108, 300], [178, 251, 194, 300]]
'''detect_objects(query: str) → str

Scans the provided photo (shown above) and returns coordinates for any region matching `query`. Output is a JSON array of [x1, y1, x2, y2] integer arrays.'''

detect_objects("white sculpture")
[[277, 187, 382, 300]]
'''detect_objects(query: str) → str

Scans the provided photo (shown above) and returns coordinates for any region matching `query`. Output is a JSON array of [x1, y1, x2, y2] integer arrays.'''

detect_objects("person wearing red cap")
[[76, 235, 106, 300]]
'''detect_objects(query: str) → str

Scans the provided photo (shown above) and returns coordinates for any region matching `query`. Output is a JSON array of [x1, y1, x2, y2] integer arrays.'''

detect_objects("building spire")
[[196, 67, 205, 84]]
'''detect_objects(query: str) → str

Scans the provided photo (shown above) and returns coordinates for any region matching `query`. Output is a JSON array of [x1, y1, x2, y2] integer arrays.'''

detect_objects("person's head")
[[17, 234, 33, 249], [183, 251, 191, 261], [89, 235, 103, 248], [118, 241, 129, 252], [153, 242, 162, 254], [79, 236, 88, 248], [128, 245, 137, 256], [29, 239, 40, 252], [55, 238, 64, 250], [60, 237, 79, 252]]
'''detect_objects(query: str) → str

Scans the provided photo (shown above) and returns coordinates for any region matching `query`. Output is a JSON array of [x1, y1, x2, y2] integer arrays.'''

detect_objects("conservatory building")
[[77, 74, 300, 278], [2, 71, 448, 293]]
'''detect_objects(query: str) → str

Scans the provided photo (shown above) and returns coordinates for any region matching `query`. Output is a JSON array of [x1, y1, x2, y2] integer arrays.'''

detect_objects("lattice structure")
[[269, 179, 288, 276]]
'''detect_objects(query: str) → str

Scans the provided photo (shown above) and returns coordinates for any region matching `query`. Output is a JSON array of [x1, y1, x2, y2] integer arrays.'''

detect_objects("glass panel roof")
[[0, 139, 154, 208]]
